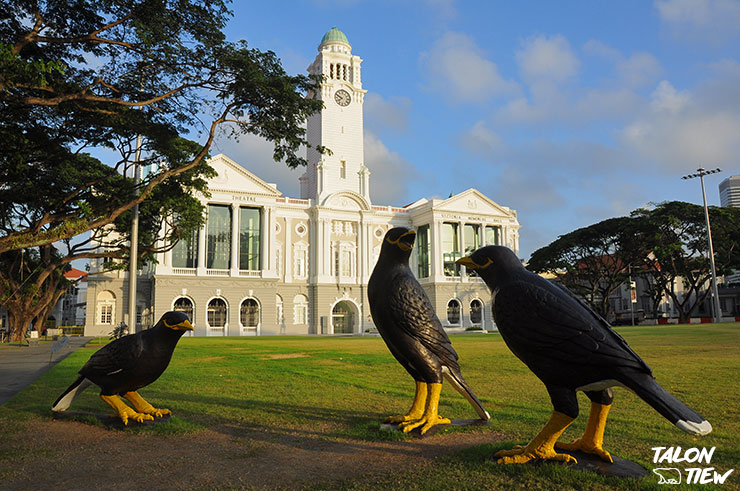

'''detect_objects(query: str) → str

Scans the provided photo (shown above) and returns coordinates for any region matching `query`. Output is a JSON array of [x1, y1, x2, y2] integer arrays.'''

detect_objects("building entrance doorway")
[[331, 301, 356, 334]]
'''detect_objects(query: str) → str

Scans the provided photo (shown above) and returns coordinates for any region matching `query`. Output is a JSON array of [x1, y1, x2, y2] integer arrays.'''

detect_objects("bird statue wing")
[[494, 277, 651, 373], [80, 334, 145, 378], [387, 274, 460, 369]]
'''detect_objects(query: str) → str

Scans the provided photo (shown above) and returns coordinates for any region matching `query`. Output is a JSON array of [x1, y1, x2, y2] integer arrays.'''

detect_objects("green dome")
[[319, 26, 350, 48]]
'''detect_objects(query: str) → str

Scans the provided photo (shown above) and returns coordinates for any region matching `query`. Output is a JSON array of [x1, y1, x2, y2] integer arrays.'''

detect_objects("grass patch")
[[1, 323, 739, 489]]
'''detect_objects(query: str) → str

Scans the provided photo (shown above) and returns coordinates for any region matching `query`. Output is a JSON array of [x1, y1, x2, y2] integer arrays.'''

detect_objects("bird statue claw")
[[384, 414, 418, 424], [118, 407, 155, 426], [556, 439, 613, 463], [140, 406, 172, 418], [494, 445, 578, 465], [399, 414, 451, 434]]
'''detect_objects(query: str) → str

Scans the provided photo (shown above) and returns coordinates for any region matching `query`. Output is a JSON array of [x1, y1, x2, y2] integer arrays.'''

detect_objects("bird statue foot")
[[117, 406, 156, 426], [123, 391, 172, 418], [384, 413, 420, 424], [494, 444, 578, 464], [555, 439, 612, 463], [399, 414, 451, 434]]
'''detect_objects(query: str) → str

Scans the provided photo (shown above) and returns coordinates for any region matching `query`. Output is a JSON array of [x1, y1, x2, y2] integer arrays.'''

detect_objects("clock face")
[[334, 89, 351, 107]]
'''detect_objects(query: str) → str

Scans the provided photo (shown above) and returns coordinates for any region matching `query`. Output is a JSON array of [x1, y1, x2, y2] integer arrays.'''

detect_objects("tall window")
[[173, 297, 194, 322], [447, 299, 461, 325], [294, 244, 308, 279], [294, 294, 308, 325], [276, 295, 284, 325], [207, 298, 227, 330], [485, 226, 500, 246], [416, 225, 430, 278], [239, 207, 261, 270], [172, 229, 198, 268], [442, 222, 460, 276], [340, 160, 346, 179], [240, 299, 259, 329], [97, 291, 115, 325], [470, 299, 482, 325], [206, 205, 231, 269], [464, 224, 481, 276]]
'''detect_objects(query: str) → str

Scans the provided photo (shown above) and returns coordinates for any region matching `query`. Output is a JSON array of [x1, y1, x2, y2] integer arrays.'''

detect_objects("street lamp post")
[[681, 167, 722, 323], [128, 134, 142, 332]]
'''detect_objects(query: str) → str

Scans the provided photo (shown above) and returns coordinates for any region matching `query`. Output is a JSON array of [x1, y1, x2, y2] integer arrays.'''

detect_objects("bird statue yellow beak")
[[456, 256, 478, 269], [165, 319, 195, 331]]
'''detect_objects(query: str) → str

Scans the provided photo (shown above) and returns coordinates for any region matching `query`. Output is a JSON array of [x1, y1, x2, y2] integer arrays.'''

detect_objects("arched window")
[[207, 298, 227, 333], [447, 299, 461, 325], [470, 299, 483, 325], [332, 301, 355, 334], [294, 294, 308, 325], [97, 291, 116, 325], [173, 297, 194, 322], [240, 298, 260, 334]]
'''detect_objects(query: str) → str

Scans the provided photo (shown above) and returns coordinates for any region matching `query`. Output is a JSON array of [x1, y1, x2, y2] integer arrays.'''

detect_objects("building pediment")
[[436, 189, 515, 218], [322, 191, 371, 211], [207, 154, 282, 197]]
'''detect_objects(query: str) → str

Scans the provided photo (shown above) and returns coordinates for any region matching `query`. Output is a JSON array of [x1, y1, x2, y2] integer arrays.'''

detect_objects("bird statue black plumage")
[[369, 227, 490, 434], [457, 246, 711, 464], [52, 311, 194, 425]]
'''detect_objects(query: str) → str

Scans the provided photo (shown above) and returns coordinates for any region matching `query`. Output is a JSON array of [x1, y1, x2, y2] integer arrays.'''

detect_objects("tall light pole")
[[128, 134, 142, 332], [682, 167, 722, 323]]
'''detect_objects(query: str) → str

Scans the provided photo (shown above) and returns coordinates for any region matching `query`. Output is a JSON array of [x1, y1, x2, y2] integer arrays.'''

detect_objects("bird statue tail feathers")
[[624, 373, 711, 436], [51, 375, 93, 412], [442, 366, 490, 421]]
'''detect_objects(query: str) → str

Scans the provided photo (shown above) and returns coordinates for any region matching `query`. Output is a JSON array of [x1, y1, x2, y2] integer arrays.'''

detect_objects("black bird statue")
[[369, 227, 490, 434], [457, 246, 711, 464], [52, 311, 194, 425]]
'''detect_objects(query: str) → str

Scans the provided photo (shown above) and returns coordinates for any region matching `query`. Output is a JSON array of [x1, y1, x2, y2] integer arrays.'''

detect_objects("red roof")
[[64, 268, 88, 281]]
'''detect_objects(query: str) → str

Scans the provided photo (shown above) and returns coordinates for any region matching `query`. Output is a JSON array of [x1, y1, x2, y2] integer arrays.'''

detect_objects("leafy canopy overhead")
[[0, 0, 324, 256]]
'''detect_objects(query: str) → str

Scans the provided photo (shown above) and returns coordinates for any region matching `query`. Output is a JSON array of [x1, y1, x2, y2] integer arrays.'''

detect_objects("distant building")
[[719, 175, 740, 207], [50, 268, 88, 328], [84, 27, 521, 337]]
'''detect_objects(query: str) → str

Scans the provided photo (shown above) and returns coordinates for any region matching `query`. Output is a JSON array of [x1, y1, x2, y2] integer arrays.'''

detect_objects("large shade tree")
[[527, 217, 649, 319], [0, 0, 324, 341], [632, 201, 740, 324]]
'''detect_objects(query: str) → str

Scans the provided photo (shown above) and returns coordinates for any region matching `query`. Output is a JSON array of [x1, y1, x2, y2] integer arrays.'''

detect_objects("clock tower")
[[301, 27, 370, 204]]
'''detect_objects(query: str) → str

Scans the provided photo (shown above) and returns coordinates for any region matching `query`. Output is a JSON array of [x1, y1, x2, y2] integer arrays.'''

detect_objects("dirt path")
[[1, 418, 504, 489]]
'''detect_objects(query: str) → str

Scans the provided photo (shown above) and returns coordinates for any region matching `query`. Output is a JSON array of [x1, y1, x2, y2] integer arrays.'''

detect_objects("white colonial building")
[[84, 27, 521, 337]]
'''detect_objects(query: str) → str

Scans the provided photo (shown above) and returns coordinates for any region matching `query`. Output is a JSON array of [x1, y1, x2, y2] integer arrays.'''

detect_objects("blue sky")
[[209, 0, 740, 260]]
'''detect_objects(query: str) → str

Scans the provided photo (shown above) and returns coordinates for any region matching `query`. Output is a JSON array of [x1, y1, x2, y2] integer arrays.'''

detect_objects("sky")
[[207, 0, 740, 260]]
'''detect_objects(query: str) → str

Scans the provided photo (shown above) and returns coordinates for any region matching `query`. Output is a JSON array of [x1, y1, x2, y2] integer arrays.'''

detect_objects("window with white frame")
[[447, 299, 461, 325], [97, 291, 116, 325], [207, 298, 227, 330], [240, 298, 259, 330], [294, 243, 308, 279], [294, 294, 308, 325], [276, 294, 284, 325]]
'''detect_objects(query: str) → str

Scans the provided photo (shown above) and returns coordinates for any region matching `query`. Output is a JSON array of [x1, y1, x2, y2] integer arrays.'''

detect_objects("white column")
[[432, 220, 442, 281], [197, 219, 207, 275], [459, 220, 467, 282], [261, 207, 272, 277], [230, 204, 239, 276], [284, 217, 292, 282]]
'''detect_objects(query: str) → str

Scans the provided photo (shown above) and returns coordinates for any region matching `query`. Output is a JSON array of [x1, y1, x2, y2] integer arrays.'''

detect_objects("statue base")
[[52, 410, 172, 429], [496, 448, 648, 478], [380, 418, 491, 438]]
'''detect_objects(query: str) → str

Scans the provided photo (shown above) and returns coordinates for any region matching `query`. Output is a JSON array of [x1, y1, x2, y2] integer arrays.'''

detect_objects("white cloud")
[[650, 80, 691, 114], [459, 120, 503, 156], [516, 34, 580, 84], [656, 0, 740, 42], [363, 93, 412, 134], [420, 31, 519, 104], [363, 131, 422, 206], [616, 52, 662, 88]]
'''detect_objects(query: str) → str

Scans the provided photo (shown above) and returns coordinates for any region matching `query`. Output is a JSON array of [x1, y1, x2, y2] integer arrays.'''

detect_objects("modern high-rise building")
[[719, 175, 740, 208], [84, 27, 521, 337]]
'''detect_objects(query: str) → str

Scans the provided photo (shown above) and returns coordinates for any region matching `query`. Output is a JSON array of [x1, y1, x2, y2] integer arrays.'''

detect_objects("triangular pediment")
[[436, 189, 514, 217], [206, 154, 282, 196]]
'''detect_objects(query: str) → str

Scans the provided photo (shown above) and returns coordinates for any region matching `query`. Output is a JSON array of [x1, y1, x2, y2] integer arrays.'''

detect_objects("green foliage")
[[528, 216, 648, 318]]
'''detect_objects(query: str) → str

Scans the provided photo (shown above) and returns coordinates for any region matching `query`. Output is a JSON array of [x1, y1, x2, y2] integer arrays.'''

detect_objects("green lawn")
[[1, 324, 739, 489]]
